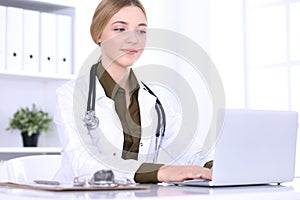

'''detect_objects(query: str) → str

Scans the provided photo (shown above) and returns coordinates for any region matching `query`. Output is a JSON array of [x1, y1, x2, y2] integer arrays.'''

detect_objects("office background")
[[0, 0, 299, 176]]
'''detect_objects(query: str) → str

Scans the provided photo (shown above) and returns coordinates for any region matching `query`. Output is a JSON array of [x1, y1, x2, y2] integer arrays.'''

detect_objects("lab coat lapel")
[[138, 86, 157, 160], [93, 79, 124, 157]]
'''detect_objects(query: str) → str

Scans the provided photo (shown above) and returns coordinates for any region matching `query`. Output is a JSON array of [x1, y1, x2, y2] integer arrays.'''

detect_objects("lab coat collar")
[[95, 76, 108, 101], [95, 73, 157, 125], [95, 73, 157, 106]]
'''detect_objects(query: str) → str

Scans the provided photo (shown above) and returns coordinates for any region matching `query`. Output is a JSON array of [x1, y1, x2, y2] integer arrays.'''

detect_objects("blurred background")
[[0, 0, 299, 175]]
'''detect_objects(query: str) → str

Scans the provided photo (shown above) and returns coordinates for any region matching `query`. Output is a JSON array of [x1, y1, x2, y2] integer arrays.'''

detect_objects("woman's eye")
[[114, 28, 126, 32], [136, 29, 147, 34]]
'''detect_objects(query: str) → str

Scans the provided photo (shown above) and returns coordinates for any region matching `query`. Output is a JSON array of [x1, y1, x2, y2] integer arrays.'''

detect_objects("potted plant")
[[6, 104, 52, 147]]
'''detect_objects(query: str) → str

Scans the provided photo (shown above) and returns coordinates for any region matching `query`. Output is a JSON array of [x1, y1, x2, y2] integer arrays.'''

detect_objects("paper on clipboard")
[[0, 182, 149, 192]]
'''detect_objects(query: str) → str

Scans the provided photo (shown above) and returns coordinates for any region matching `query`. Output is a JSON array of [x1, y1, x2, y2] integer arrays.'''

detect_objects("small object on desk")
[[73, 169, 120, 187], [90, 169, 115, 186], [34, 180, 60, 185]]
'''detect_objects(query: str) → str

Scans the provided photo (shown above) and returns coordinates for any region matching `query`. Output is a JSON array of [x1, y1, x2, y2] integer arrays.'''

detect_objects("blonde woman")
[[55, 0, 212, 184]]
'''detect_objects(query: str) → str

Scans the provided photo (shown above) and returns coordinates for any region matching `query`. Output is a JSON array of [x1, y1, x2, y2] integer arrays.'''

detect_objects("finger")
[[194, 168, 212, 180]]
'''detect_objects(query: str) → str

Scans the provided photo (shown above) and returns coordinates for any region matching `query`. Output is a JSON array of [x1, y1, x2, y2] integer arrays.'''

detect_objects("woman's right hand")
[[157, 165, 212, 182]]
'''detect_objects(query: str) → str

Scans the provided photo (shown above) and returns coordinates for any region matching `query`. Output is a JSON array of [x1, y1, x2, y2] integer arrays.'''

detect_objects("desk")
[[0, 179, 299, 200]]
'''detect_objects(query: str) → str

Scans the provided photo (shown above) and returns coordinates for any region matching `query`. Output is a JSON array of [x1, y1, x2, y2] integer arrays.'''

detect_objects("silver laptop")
[[171, 109, 298, 187]]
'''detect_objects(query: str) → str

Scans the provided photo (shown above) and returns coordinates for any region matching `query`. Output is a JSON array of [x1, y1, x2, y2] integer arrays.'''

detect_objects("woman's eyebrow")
[[112, 21, 148, 27], [138, 23, 147, 27], [112, 21, 128, 25]]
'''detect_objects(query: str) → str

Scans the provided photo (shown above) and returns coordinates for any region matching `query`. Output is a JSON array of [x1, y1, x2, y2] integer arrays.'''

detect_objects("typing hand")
[[157, 165, 212, 182]]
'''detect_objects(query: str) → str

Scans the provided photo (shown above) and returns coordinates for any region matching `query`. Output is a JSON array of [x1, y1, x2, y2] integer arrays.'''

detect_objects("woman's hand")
[[157, 165, 212, 182]]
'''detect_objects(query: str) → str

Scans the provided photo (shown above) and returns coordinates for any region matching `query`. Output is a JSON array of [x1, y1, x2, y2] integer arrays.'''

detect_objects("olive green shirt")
[[97, 64, 141, 160], [96, 63, 163, 183]]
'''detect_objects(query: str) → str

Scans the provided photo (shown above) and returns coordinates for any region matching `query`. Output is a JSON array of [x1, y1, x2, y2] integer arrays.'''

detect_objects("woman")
[[55, 0, 212, 184]]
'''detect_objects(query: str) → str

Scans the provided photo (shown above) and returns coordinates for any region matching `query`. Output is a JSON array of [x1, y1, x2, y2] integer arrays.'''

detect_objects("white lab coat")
[[54, 69, 212, 183]]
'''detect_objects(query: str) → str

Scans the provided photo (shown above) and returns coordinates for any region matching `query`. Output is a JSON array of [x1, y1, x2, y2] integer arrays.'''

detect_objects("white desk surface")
[[0, 178, 299, 200]]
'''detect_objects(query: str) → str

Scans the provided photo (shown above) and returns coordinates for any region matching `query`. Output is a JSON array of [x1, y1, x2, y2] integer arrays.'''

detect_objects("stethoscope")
[[83, 63, 166, 163]]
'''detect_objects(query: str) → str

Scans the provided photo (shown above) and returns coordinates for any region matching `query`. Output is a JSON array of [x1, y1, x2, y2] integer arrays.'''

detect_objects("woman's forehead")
[[109, 6, 147, 26]]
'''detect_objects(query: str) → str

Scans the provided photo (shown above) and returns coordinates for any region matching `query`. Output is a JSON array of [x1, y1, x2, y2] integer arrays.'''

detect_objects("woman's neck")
[[102, 60, 130, 90]]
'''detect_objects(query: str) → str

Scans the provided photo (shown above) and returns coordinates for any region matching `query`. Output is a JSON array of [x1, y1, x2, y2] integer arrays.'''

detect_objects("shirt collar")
[[96, 62, 140, 100]]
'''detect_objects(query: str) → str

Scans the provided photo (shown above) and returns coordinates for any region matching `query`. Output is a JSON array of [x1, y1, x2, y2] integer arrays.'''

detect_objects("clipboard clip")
[[73, 169, 133, 187]]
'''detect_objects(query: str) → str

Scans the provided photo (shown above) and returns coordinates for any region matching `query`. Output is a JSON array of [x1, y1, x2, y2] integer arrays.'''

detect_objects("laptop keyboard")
[[183, 178, 209, 183]]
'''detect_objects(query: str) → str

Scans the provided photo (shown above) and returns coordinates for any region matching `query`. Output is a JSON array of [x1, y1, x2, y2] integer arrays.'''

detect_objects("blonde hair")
[[90, 0, 147, 44]]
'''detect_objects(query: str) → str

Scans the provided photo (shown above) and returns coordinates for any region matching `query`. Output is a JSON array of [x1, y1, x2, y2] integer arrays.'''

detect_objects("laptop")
[[170, 109, 298, 187]]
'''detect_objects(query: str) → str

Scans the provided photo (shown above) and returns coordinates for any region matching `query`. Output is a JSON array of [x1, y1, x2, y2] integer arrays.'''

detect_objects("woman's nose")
[[125, 30, 139, 44]]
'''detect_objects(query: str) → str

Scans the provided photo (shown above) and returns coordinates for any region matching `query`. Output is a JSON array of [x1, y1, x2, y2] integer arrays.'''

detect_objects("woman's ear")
[[97, 36, 102, 46], [97, 38, 102, 46], [97, 35, 102, 46]]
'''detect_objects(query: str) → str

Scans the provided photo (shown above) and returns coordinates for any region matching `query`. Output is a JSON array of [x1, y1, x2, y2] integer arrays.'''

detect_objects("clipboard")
[[0, 182, 149, 192]]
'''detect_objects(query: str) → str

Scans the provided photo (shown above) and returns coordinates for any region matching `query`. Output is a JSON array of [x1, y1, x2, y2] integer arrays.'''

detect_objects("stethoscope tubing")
[[85, 63, 166, 163]]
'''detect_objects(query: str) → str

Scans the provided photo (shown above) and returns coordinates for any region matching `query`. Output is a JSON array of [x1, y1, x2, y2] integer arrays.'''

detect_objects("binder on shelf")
[[23, 9, 40, 73], [6, 7, 23, 72], [40, 12, 57, 74], [56, 14, 72, 75], [0, 6, 6, 71]]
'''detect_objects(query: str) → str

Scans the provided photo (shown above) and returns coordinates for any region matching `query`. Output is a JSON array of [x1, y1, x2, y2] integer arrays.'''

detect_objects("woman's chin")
[[116, 55, 140, 67]]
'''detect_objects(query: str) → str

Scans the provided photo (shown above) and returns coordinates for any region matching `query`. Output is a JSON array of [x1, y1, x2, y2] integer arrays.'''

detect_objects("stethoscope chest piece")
[[84, 110, 99, 132]]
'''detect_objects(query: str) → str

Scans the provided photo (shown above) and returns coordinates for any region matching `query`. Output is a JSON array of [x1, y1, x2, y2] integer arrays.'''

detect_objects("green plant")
[[6, 104, 52, 136]]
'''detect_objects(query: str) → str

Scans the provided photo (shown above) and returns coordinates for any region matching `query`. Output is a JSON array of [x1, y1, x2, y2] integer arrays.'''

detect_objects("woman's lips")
[[122, 49, 138, 55]]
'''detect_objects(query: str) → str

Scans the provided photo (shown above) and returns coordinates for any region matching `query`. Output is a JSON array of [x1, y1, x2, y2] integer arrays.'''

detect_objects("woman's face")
[[99, 6, 147, 68]]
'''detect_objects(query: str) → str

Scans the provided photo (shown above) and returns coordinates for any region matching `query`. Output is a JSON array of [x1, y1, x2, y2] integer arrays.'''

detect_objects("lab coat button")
[[113, 152, 116, 156], [140, 143, 143, 147]]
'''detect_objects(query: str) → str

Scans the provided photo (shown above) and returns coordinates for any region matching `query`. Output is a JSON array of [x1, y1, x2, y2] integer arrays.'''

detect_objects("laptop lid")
[[214, 109, 298, 186], [171, 109, 298, 187]]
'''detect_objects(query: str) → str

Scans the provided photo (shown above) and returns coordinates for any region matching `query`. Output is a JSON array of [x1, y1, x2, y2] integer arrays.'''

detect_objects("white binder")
[[23, 9, 40, 73], [0, 6, 6, 70], [40, 12, 57, 74], [6, 7, 23, 72], [56, 14, 72, 75]]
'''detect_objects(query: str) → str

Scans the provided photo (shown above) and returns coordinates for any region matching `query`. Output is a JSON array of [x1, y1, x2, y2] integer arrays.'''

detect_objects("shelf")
[[0, 0, 75, 14], [0, 147, 61, 153], [0, 147, 61, 160], [0, 0, 75, 150], [0, 0, 76, 81], [0, 70, 75, 81]]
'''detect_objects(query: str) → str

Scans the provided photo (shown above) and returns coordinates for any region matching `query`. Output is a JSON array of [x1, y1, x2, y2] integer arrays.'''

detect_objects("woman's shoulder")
[[56, 73, 90, 97]]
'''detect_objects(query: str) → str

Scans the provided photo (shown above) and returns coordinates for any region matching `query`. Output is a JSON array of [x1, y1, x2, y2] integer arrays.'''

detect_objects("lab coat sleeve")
[[54, 80, 142, 182]]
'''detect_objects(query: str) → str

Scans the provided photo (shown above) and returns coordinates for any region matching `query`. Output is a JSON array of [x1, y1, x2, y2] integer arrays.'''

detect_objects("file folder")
[[40, 12, 57, 74], [0, 6, 6, 70], [6, 7, 23, 72], [56, 14, 73, 75], [23, 9, 40, 73]]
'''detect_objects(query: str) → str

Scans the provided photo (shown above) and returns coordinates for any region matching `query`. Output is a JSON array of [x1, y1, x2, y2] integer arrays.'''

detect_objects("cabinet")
[[0, 0, 75, 78], [0, 0, 76, 150]]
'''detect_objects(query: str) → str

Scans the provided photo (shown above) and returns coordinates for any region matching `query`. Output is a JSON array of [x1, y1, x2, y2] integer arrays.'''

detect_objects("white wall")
[[141, 0, 245, 108], [72, 1, 101, 73]]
